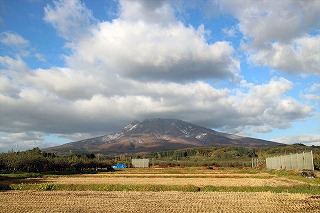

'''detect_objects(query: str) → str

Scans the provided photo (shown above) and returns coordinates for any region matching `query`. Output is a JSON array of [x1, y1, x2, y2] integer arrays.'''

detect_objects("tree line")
[[131, 144, 320, 169], [0, 148, 113, 173], [0, 144, 319, 172]]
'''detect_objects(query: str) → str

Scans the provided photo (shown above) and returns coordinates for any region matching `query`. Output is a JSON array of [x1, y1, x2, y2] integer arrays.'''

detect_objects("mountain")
[[44, 118, 282, 154]]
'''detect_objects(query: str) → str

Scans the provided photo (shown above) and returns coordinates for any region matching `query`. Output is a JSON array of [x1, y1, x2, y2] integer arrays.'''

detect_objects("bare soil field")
[[1, 190, 319, 213], [81, 172, 275, 178], [44, 176, 306, 187], [1, 168, 319, 212], [39, 168, 309, 187]]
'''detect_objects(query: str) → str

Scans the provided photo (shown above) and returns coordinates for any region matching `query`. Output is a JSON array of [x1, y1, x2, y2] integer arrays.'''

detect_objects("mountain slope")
[[44, 118, 282, 154]]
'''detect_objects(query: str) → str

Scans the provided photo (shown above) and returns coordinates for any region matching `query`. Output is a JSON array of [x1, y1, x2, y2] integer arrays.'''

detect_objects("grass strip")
[[6, 183, 200, 192], [201, 185, 320, 194], [4, 183, 320, 194]]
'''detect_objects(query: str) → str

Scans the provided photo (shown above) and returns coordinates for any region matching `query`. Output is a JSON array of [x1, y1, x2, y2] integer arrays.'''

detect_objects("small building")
[[132, 159, 149, 168]]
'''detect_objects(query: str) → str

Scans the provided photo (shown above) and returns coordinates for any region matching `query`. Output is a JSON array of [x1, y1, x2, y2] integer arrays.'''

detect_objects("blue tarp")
[[112, 164, 127, 169]]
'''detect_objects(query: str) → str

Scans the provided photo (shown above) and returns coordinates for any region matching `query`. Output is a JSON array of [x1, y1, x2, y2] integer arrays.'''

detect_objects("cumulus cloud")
[[216, 0, 320, 75], [217, 0, 320, 45], [0, 55, 312, 139], [0, 32, 29, 47], [44, 0, 97, 40], [0, 32, 47, 62], [119, 0, 176, 24], [34, 53, 46, 62], [0, 56, 30, 81], [310, 83, 320, 92], [222, 27, 237, 37], [0, 61, 313, 151], [67, 20, 239, 82], [0, 32, 31, 57], [0, 0, 316, 152], [303, 83, 320, 102], [0, 76, 21, 98], [248, 36, 320, 75], [47, 0, 239, 83]]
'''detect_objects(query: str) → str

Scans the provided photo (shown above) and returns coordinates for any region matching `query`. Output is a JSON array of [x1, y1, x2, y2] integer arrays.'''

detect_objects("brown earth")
[[0, 191, 319, 213], [42, 175, 306, 187]]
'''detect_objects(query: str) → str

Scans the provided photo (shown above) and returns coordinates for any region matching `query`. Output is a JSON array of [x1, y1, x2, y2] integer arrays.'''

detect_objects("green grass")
[[267, 170, 320, 185], [0, 172, 44, 180], [8, 183, 58, 191], [224, 169, 320, 185], [7, 183, 200, 192], [114, 167, 204, 174], [201, 185, 320, 194], [5, 183, 320, 194], [0, 170, 106, 180]]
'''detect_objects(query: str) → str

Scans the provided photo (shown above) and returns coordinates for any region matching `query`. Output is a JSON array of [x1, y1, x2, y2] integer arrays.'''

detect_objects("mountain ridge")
[[44, 118, 282, 154]]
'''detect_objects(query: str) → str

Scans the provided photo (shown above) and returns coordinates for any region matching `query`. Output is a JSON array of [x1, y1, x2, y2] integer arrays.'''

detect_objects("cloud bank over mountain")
[[0, 0, 319, 151]]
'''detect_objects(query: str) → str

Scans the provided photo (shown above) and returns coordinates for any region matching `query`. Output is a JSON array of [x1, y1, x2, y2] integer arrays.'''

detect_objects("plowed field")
[[44, 176, 306, 187], [1, 191, 319, 213], [1, 168, 319, 212]]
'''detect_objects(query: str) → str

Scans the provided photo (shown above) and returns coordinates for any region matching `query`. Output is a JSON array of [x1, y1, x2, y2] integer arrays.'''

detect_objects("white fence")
[[251, 158, 265, 168], [266, 151, 314, 170]]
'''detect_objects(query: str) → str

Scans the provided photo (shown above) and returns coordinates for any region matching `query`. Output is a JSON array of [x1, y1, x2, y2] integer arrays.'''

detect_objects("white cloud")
[[218, 0, 320, 46], [57, 133, 97, 141], [67, 20, 239, 82], [0, 76, 21, 98], [0, 56, 30, 79], [304, 94, 320, 102], [44, 0, 239, 82], [310, 83, 320, 92], [302, 83, 320, 102], [222, 27, 237, 37], [6, 131, 44, 141], [249, 36, 320, 75], [0, 53, 313, 151], [27, 67, 101, 100], [272, 134, 320, 146], [216, 0, 320, 75], [44, 0, 97, 40], [119, 0, 176, 24], [0, 56, 312, 138], [0, 32, 29, 47], [0, 32, 47, 62], [224, 78, 312, 131], [0, 32, 31, 57], [0, 131, 59, 153], [0, 0, 317, 152], [35, 53, 46, 62]]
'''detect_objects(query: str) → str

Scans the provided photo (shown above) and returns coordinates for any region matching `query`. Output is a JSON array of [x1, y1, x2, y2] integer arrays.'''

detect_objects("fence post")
[[251, 158, 253, 168], [311, 151, 314, 171]]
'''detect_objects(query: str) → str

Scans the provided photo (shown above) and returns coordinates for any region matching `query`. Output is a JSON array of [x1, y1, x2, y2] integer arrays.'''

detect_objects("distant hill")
[[44, 118, 282, 154]]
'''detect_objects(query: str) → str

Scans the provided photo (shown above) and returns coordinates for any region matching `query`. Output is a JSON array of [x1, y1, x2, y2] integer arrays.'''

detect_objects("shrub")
[[38, 183, 57, 190]]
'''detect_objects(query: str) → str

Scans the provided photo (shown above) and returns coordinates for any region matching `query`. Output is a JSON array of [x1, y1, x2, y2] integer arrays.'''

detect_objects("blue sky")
[[0, 0, 319, 152]]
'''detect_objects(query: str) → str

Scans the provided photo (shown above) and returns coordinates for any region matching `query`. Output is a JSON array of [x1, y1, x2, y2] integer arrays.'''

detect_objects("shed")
[[132, 159, 149, 168]]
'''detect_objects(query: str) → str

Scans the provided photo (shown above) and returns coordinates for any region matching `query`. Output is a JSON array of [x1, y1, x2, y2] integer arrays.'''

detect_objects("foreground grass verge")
[[2, 183, 319, 194]]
